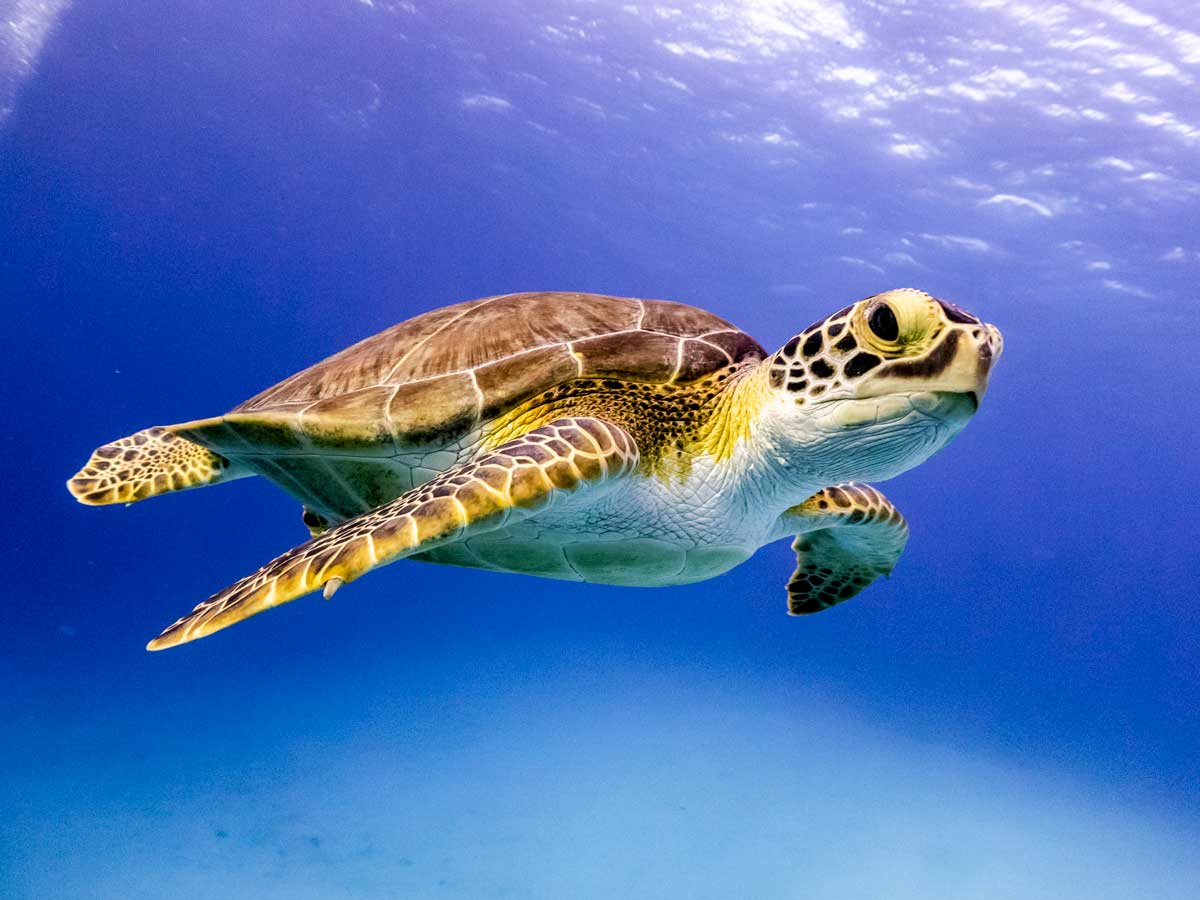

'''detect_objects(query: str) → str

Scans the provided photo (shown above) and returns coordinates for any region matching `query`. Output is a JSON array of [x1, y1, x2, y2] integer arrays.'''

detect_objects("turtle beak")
[[984, 323, 1004, 363], [930, 298, 1002, 398], [972, 322, 1003, 400], [870, 322, 1001, 405]]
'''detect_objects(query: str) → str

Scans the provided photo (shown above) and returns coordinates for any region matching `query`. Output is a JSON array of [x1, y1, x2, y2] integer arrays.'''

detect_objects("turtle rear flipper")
[[67, 424, 248, 506]]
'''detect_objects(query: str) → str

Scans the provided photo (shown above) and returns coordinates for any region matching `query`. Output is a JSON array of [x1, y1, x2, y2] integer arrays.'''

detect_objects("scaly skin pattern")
[[783, 482, 910, 614], [67, 288, 1004, 650], [67, 427, 245, 505], [146, 418, 638, 649], [479, 360, 771, 481]]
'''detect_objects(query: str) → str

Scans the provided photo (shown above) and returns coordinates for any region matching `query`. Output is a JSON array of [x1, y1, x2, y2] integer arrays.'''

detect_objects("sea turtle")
[[68, 289, 1002, 651]]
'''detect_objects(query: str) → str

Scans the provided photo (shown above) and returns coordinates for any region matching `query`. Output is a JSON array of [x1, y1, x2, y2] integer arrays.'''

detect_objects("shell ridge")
[[381, 293, 508, 385], [310, 326, 645, 392], [384, 383, 402, 456], [667, 336, 687, 383], [467, 369, 485, 423], [214, 294, 765, 477], [691, 336, 737, 364], [565, 341, 585, 376]]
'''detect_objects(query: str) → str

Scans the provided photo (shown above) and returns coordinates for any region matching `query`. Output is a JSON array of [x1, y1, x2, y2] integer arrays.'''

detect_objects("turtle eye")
[[867, 303, 899, 342]]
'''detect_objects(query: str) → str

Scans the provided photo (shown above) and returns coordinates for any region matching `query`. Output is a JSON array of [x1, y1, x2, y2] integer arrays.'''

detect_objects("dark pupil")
[[868, 304, 899, 341]]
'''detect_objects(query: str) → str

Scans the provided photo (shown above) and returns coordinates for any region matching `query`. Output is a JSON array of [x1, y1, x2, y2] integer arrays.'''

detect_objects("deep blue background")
[[3, 2, 1198, 897]]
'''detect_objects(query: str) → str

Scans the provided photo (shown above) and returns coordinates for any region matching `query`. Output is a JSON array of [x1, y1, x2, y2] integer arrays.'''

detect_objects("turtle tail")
[[67, 425, 247, 506]]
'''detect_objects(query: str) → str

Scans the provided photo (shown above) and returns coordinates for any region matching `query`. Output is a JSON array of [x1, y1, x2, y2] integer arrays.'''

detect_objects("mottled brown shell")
[[199, 292, 764, 451]]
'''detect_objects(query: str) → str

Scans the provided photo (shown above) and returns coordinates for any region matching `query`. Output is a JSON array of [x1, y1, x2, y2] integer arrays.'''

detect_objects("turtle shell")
[[188, 292, 764, 454]]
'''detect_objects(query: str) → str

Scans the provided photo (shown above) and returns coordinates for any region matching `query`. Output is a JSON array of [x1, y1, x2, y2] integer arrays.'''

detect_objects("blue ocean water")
[[3, 1, 1199, 897]]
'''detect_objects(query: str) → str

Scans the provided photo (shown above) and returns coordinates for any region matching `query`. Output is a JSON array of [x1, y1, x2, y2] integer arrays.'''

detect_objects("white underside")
[[414, 460, 773, 587], [227, 394, 964, 588], [229, 437, 793, 587], [407, 394, 967, 586]]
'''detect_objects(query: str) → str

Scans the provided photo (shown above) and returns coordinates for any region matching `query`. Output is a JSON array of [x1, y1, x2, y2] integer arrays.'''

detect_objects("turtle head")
[[763, 288, 1002, 483]]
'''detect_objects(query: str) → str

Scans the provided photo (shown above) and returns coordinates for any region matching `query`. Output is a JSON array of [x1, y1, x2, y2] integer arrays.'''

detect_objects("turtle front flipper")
[[146, 417, 639, 650], [67, 424, 248, 506], [780, 483, 909, 615]]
